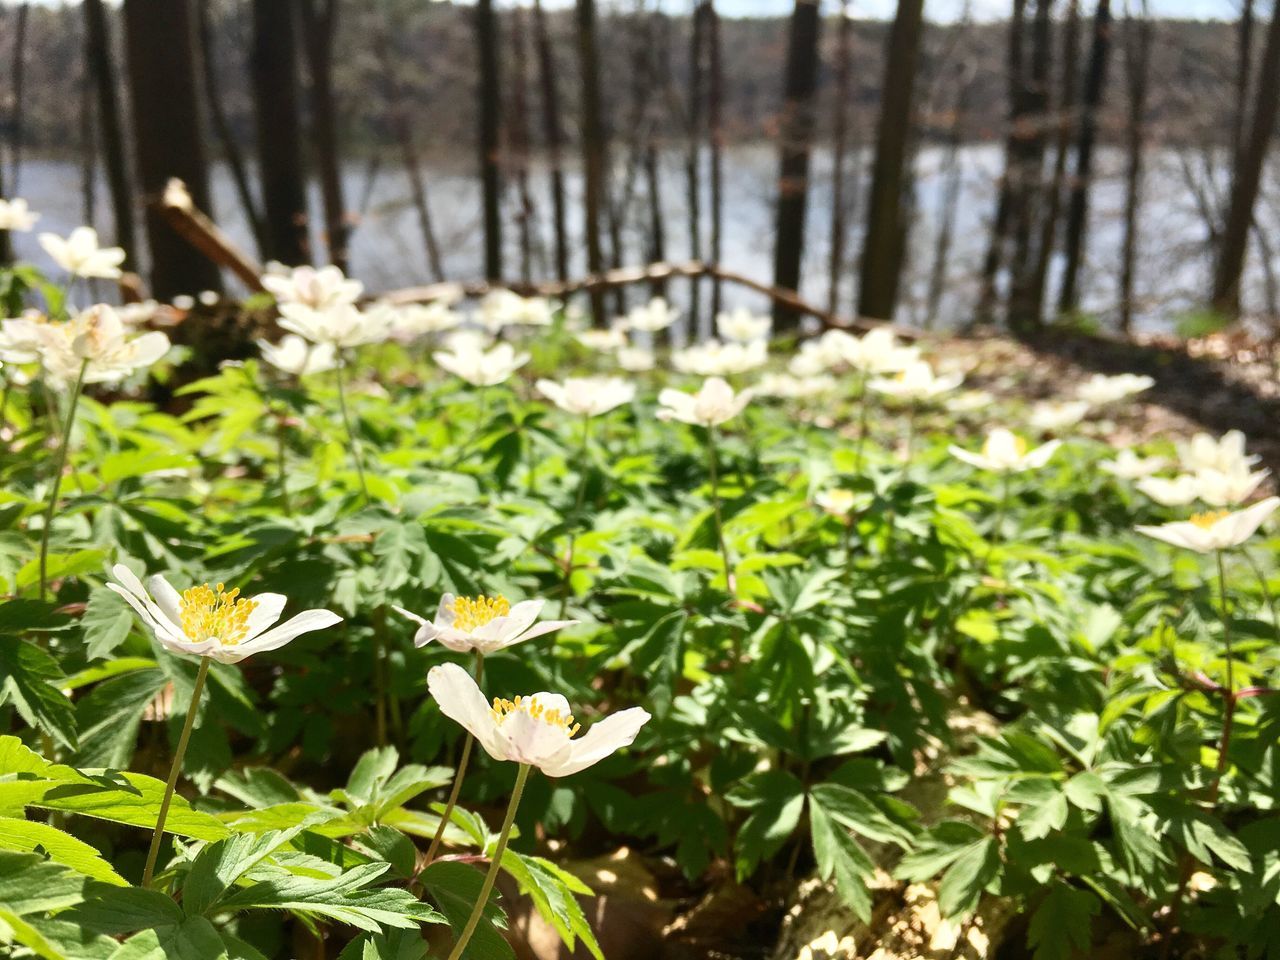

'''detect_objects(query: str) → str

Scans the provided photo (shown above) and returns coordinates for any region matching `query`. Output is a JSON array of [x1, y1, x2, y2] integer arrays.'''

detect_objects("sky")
[[0, 0, 1244, 23]]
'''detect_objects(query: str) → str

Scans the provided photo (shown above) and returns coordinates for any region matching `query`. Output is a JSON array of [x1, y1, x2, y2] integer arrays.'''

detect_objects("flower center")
[[491, 695, 580, 737], [449, 594, 510, 632], [1190, 510, 1229, 529], [179, 582, 258, 645]]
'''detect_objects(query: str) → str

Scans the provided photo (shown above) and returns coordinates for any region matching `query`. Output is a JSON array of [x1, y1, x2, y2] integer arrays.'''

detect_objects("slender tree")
[[707, 0, 725, 317], [1212, 0, 1280, 314], [1057, 0, 1113, 316], [476, 0, 503, 281], [1118, 0, 1151, 333], [510, 8, 539, 283], [1231, 0, 1255, 177], [9, 2, 28, 196], [926, 61, 974, 329], [858, 0, 926, 321], [296, 0, 350, 273], [533, 0, 569, 282], [253, 0, 310, 266], [687, 1, 705, 335], [827, 0, 854, 315], [772, 0, 822, 330], [122, 0, 223, 298], [83, 0, 136, 266], [576, 0, 608, 323], [645, 11, 669, 299]]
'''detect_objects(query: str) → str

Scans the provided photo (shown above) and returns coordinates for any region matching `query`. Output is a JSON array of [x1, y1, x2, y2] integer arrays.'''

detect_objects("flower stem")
[[425, 654, 485, 865], [707, 426, 733, 596], [142, 655, 210, 888], [334, 354, 369, 504], [559, 414, 592, 619], [444, 763, 532, 960], [38, 358, 90, 601], [852, 375, 870, 472], [1208, 549, 1236, 806], [275, 417, 292, 516]]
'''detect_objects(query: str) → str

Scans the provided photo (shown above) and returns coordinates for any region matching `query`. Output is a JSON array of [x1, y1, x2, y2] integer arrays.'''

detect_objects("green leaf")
[[62, 884, 185, 935], [82, 588, 138, 660], [344, 748, 400, 806], [726, 770, 805, 879], [808, 797, 874, 922], [183, 826, 308, 917], [937, 837, 1001, 918], [336, 930, 431, 960], [0, 851, 89, 916], [0, 817, 127, 885], [500, 852, 600, 960], [74, 667, 167, 769], [1027, 881, 1099, 960], [421, 861, 514, 960], [0, 637, 77, 748], [32, 770, 231, 842], [809, 782, 913, 848]]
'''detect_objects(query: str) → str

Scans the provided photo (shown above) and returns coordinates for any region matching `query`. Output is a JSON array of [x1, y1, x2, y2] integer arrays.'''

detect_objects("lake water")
[[8, 144, 1276, 335]]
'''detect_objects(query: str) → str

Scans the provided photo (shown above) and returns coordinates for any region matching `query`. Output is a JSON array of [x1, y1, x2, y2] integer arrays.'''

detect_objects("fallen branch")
[[159, 179, 266, 293]]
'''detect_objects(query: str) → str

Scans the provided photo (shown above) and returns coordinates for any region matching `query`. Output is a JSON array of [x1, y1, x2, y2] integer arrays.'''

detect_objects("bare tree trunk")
[[645, 12, 669, 300], [926, 62, 974, 329], [687, 1, 705, 335], [252, 0, 310, 267], [975, 0, 1028, 324], [475, 0, 503, 282], [374, 9, 444, 282], [1118, 0, 1151, 335], [772, 0, 822, 330], [858, 0, 926, 321], [1212, 0, 1280, 315], [510, 8, 539, 284], [1057, 0, 1112, 316], [122, 0, 223, 299], [199, 0, 265, 257], [80, 56, 96, 230], [534, 0, 569, 282], [707, 0, 725, 318], [1028, 0, 1079, 322], [1232, 0, 1255, 179], [9, 2, 28, 196], [827, 0, 854, 315], [296, 0, 349, 273], [577, 0, 608, 324], [83, 0, 136, 267]]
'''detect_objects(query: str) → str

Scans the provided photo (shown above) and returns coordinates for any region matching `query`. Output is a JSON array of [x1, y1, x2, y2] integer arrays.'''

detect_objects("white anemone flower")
[[35, 304, 170, 386], [107, 564, 342, 664], [1177, 430, 1259, 475], [537, 376, 636, 417], [789, 339, 834, 377], [1100, 450, 1168, 480], [626, 297, 679, 333], [427, 662, 650, 777], [0, 198, 39, 232], [616, 346, 656, 372], [257, 334, 338, 376], [576, 327, 629, 352], [262, 264, 363, 310], [1076, 372, 1154, 407], [826, 326, 920, 374], [758, 372, 836, 399], [949, 428, 1061, 473], [1136, 475, 1201, 507], [474, 290, 525, 332], [0, 311, 49, 364], [1135, 497, 1280, 553], [868, 360, 963, 402], [388, 303, 463, 342], [946, 390, 995, 414], [716, 308, 771, 344], [278, 301, 396, 349], [434, 341, 529, 387], [1028, 400, 1091, 433], [394, 593, 577, 655], [815, 489, 858, 517], [657, 376, 753, 427], [39, 227, 126, 280], [1194, 465, 1271, 507], [673, 339, 767, 376]]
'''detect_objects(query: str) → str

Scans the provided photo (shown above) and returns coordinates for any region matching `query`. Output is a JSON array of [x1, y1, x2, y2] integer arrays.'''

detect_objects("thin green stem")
[[1208, 549, 1236, 806], [1241, 548, 1279, 644], [559, 414, 592, 619], [335, 354, 369, 504], [444, 763, 532, 960], [852, 374, 870, 472], [38, 359, 90, 601], [981, 472, 1012, 570], [275, 417, 292, 516], [425, 654, 484, 865], [142, 656, 210, 888], [707, 426, 733, 596]]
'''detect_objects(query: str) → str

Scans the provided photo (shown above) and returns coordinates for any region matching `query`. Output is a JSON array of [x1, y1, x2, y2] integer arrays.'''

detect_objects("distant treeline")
[[0, 2, 1245, 155]]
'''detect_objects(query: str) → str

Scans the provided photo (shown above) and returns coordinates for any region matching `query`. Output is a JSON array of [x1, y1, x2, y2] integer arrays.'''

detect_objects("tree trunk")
[[83, 0, 136, 267], [1231, 0, 1255, 179], [199, 0, 265, 258], [925, 62, 973, 330], [858, 0, 926, 321], [1027, 0, 1079, 323], [707, 0, 725, 318], [645, 12, 669, 300], [1118, 0, 1151, 335], [252, 0, 310, 267], [510, 8, 539, 284], [576, 0, 607, 324], [1056, 0, 1112, 316], [772, 0, 822, 330], [687, 1, 705, 336], [9, 2, 28, 196], [534, 0, 569, 283], [827, 0, 854, 316], [1211, 0, 1280, 315], [296, 0, 349, 273], [476, 0, 503, 282], [122, 0, 223, 299], [80, 56, 96, 230]]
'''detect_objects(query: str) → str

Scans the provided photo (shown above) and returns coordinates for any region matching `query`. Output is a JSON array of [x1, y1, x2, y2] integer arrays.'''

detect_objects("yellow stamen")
[[1191, 510, 1229, 529], [179, 582, 258, 645], [490, 695, 579, 737], [449, 594, 511, 632]]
